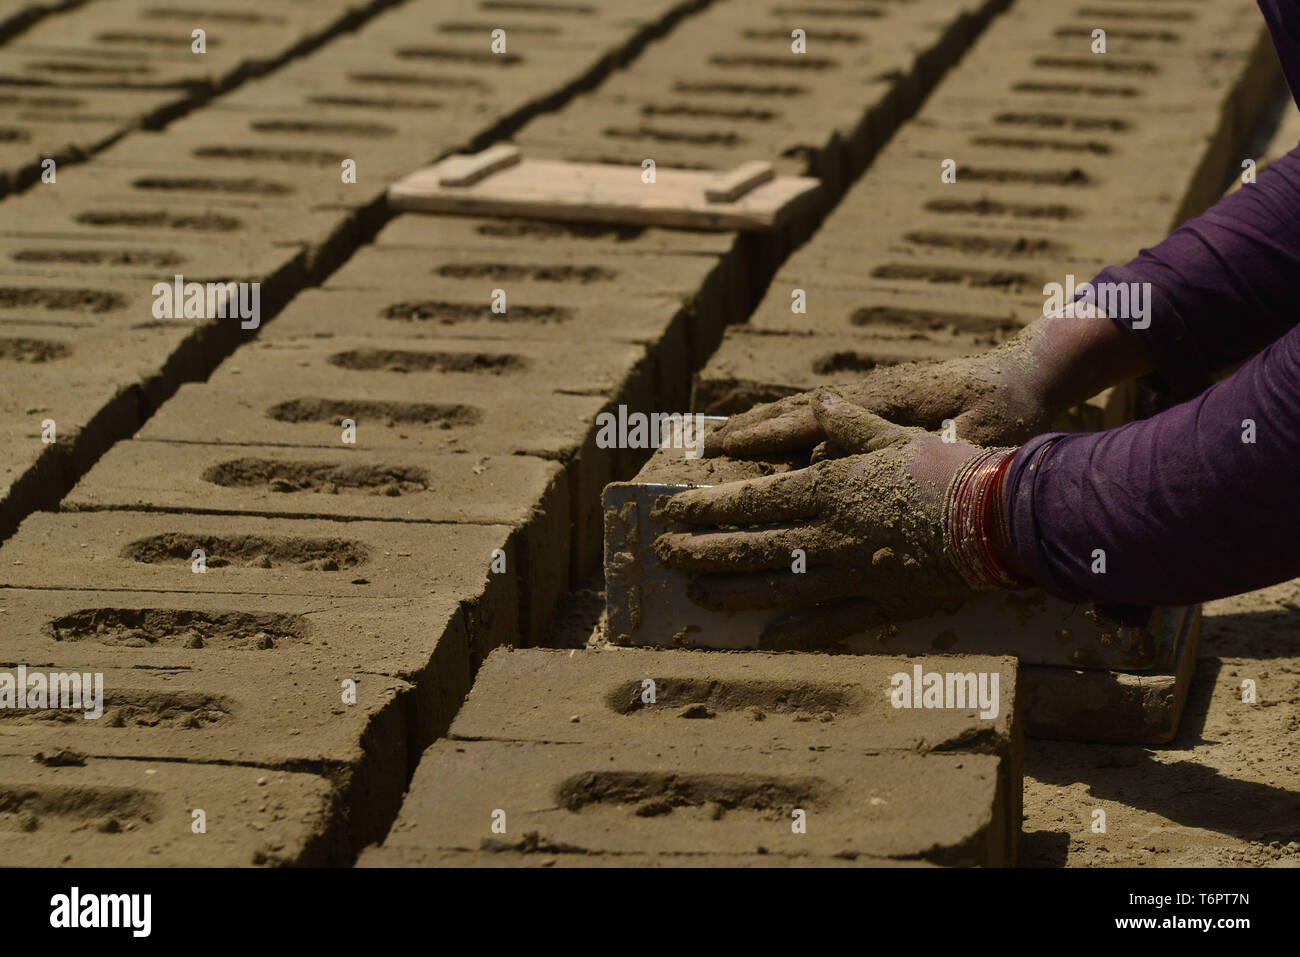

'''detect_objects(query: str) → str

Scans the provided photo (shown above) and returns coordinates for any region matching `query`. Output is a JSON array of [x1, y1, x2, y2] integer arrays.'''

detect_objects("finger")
[[654, 525, 845, 572], [811, 391, 913, 455], [758, 598, 890, 650], [651, 468, 819, 526], [686, 565, 867, 611], [722, 407, 823, 457], [703, 400, 790, 456]]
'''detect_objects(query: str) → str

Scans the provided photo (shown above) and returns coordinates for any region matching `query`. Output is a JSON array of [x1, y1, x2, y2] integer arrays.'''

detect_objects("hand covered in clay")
[[705, 308, 1147, 458], [655, 392, 1011, 648], [706, 349, 1046, 459]]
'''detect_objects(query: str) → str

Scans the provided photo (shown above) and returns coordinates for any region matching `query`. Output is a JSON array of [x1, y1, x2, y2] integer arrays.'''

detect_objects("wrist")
[[943, 447, 1032, 591]]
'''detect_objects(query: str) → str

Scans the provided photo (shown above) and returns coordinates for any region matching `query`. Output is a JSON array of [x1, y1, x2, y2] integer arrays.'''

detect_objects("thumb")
[[811, 390, 911, 454]]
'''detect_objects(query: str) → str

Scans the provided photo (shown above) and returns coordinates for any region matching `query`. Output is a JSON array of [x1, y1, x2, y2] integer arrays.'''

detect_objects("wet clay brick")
[[0, 756, 340, 866], [374, 738, 1012, 866]]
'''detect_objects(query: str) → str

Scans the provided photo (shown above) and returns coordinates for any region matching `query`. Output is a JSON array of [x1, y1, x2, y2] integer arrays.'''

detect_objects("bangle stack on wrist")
[[943, 447, 1029, 591]]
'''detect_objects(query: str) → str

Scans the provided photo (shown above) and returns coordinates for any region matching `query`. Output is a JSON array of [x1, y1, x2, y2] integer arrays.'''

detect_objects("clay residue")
[[202, 458, 429, 495], [44, 608, 308, 650], [266, 397, 480, 427], [122, 532, 368, 570]]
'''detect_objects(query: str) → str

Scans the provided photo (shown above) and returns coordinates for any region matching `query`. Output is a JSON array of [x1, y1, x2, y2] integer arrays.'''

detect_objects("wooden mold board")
[[388, 148, 821, 231]]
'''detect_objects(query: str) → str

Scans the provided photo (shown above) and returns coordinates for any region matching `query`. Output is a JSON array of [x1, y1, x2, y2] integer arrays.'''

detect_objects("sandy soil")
[[1022, 577, 1300, 867]]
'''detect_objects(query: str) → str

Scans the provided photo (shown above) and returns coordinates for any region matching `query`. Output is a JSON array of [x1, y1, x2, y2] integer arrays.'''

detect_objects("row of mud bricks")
[[0, 0, 1283, 866], [364, 0, 1287, 867], [0, 0, 1010, 866]]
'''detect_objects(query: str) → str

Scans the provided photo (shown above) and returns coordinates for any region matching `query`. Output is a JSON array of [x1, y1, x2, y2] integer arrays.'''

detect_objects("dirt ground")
[[1023, 577, 1300, 867]]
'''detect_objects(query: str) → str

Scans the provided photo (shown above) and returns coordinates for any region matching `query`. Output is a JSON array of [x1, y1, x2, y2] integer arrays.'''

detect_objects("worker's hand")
[[654, 391, 988, 649], [705, 308, 1150, 458], [706, 346, 1045, 458]]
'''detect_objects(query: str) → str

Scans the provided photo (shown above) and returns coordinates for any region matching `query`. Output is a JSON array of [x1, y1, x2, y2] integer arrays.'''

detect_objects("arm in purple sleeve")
[[1002, 1, 1300, 605], [1009, 319, 1300, 605]]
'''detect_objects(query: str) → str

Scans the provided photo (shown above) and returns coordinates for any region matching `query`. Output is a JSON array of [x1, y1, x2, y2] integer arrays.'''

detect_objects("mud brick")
[[4, 504, 560, 651], [322, 243, 731, 366], [0, 47, 216, 91], [137, 108, 439, 184], [0, 188, 361, 278], [0, 660, 410, 854], [0, 756, 341, 866], [450, 646, 1021, 859], [0, 587, 487, 748], [0, 235, 306, 289], [259, 288, 692, 412], [0, 319, 201, 540], [61, 440, 570, 646], [375, 739, 1013, 866], [2, 509, 486, 597], [745, 277, 1035, 343], [131, 336, 645, 576]]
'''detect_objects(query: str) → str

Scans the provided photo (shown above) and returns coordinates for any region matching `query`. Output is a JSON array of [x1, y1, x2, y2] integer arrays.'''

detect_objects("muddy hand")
[[706, 308, 1152, 459], [656, 392, 987, 648]]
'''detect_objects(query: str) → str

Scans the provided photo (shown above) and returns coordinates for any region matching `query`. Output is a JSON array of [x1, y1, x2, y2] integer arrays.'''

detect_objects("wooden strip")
[[437, 144, 522, 187], [705, 160, 775, 203]]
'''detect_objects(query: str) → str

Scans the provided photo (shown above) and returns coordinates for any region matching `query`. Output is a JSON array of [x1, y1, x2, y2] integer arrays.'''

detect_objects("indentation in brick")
[[435, 263, 617, 283], [192, 145, 346, 165], [1033, 56, 1159, 75], [0, 287, 125, 313], [960, 166, 1091, 186], [673, 80, 806, 97], [0, 691, 232, 728], [994, 112, 1130, 132], [474, 220, 645, 241], [307, 94, 444, 110], [122, 532, 368, 570], [903, 231, 1065, 257], [45, 608, 308, 650], [95, 30, 222, 46], [871, 264, 1038, 291], [970, 135, 1111, 155], [266, 397, 481, 427], [130, 176, 292, 196], [380, 300, 571, 324], [348, 72, 489, 91], [641, 103, 778, 121], [396, 47, 522, 66], [811, 351, 897, 375], [11, 248, 184, 268], [608, 677, 857, 716], [602, 125, 742, 146], [850, 305, 1019, 336], [558, 770, 827, 817], [1011, 80, 1138, 97], [709, 54, 835, 71], [76, 210, 242, 231], [478, 1, 594, 12], [0, 784, 160, 827], [0, 337, 70, 362], [202, 458, 430, 494], [328, 348, 527, 374], [925, 198, 1079, 220], [249, 119, 396, 137]]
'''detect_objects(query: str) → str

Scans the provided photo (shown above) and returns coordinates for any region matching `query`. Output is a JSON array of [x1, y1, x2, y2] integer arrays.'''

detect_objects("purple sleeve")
[[1009, 320, 1300, 605], [1003, 0, 1300, 605]]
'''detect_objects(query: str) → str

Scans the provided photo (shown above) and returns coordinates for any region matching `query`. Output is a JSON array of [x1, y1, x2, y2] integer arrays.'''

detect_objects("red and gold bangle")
[[942, 447, 1030, 591]]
